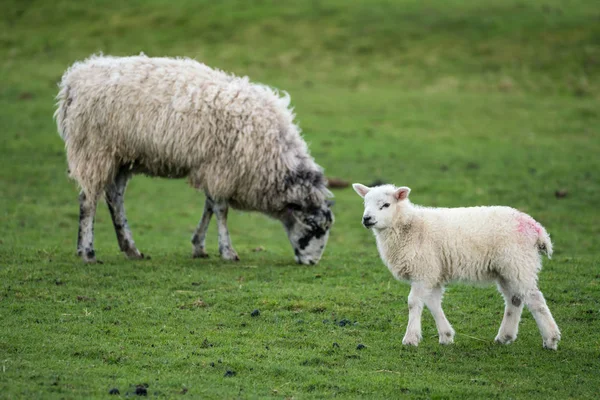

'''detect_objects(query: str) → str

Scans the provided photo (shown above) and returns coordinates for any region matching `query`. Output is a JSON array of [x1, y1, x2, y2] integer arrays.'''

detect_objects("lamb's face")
[[281, 202, 334, 265], [352, 183, 411, 230]]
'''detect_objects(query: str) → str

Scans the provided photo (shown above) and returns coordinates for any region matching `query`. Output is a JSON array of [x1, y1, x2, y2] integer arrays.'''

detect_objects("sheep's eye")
[[380, 203, 390, 210]]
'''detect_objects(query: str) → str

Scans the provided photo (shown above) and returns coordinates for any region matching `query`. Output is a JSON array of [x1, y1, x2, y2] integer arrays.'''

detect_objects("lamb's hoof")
[[543, 336, 560, 350], [402, 333, 421, 346], [439, 331, 455, 345], [80, 249, 102, 264], [494, 334, 515, 345]]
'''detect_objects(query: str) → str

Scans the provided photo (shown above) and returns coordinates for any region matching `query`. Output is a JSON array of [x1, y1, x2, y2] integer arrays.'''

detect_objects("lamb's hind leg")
[[105, 168, 146, 260], [212, 199, 240, 261], [77, 190, 101, 263], [494, 281, 525, 345], [191, 196, 214, 258], [526, 288, 561, 350]]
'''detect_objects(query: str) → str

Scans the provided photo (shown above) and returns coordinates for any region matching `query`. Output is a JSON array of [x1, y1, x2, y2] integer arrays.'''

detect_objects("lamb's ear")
[[393, 186, 411, 201], [352, 183, 370, 198]]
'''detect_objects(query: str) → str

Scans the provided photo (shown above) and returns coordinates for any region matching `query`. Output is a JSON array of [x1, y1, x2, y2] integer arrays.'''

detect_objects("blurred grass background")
[[1, 0, 599, 398]]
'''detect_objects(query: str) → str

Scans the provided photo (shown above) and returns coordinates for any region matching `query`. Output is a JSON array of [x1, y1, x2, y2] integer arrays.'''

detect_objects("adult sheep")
[[55, 54, 334, 264]]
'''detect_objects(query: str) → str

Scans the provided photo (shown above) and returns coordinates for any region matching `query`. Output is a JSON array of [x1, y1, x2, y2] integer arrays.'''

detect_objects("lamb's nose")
[[362, 215, 372, 224]]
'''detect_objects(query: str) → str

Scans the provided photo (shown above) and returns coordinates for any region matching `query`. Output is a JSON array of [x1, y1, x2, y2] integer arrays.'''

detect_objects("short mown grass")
[[1, 0, 599, 398]]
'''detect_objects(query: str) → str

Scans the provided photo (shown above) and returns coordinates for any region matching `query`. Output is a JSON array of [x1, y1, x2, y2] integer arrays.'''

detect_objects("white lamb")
[[352, 183, 560, 350], [54, 54, 334, 264]]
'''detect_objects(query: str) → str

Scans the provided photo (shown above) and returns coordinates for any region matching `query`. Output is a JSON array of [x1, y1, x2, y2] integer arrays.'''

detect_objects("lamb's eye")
[[380, 203, 390, 210]]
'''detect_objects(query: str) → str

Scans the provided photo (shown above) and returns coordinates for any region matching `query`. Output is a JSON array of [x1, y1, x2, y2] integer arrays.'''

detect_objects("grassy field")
[[1, 0, 599, 398]]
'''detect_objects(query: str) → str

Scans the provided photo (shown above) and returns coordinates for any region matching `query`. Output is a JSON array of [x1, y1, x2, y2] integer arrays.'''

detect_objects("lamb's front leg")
[[424, 286, 455, 345], [212, 199, 240, 261], [403, 282, 430, 346]]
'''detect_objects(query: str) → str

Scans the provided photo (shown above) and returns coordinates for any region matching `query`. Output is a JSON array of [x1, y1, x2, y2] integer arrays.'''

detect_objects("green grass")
[[1, 0, 600, 398]]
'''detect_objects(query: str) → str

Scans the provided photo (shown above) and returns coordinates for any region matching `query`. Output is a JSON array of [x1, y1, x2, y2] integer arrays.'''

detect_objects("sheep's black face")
[[281, 201, 334, 265]]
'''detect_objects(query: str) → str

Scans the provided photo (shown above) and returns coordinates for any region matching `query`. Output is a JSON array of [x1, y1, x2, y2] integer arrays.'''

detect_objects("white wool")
[[54, 54, 334, 265], [353, 183, 560, 349]]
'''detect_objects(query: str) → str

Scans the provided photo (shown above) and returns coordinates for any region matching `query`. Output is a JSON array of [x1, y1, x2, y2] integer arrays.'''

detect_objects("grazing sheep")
[[54, 54, 334, 264], [352, 183, 560, 350]]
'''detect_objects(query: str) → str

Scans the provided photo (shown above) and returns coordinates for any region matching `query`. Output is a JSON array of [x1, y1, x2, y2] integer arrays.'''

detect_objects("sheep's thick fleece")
[[55, 54, 327, 211], [54, 54, 333, 264]]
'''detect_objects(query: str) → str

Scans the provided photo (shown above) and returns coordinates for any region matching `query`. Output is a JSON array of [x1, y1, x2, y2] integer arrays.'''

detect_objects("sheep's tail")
[[537, 226, 553, 259]]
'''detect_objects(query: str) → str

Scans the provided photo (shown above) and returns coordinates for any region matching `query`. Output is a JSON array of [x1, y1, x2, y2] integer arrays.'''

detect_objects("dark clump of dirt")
[[55, 279, 63, 286], [200, 338, 213, 348], [326, 177, 350, 189], [18, 92, 34, 100], [250, 309, 260, 317], [333, 342, 340, 348], [77, 295, 95, 302], [555, 189, 568, 198], [108, 388, 120, 395], [210, 362, 215, 367], [337, 319, 352, 327], [224, 370, 236, 377], [135, 384, 148, 396], [356, 344, 366, 350]]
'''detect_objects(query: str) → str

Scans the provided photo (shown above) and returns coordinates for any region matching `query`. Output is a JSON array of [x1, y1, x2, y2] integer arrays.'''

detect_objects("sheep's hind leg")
[[403, 282, 429, 346], [77, 191, 101, 263], [191, 196, 214, 258], [494, 281, 525, 345], [525, 289, 561, 350], [424, 286, 455, 345], [105, 169, 146, 260], [212, 199, 240, 261]]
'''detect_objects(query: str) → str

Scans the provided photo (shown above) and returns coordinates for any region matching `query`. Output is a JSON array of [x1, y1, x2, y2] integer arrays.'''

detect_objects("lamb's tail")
[[537, 226, 553, 259]]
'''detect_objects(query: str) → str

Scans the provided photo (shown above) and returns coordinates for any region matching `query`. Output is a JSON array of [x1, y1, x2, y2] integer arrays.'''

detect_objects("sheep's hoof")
[[193, 251, 210, 259], [494, 334, 515, 345], [126, 251, 149, 260], [402, 333, 421, 346], [219, 247, 240, 261], [222, 253, 240, 262]]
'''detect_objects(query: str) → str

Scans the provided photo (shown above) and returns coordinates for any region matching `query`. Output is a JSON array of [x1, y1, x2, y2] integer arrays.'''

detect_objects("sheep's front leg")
[[191, 197, 214, 258], [403, 282, 430, 346], [424, 286, 455, 344], [77, 191, 101, 263], [212, 199, 240, 261], [106, 170, 146, 260]]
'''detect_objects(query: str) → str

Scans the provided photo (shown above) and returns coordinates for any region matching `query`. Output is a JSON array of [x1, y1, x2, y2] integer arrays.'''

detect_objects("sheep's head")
[[280, 200, 334, 265], [352, 183, 411, 230]]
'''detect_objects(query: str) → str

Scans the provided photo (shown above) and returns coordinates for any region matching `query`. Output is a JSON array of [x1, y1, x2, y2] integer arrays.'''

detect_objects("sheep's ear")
[[393, 186, 411, 201], [352, 183, 370, 198]]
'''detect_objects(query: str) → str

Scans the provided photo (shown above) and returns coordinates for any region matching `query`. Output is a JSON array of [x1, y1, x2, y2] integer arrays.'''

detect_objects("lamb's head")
[[352, 183, 411, 230], [280, 200, 334, 265]]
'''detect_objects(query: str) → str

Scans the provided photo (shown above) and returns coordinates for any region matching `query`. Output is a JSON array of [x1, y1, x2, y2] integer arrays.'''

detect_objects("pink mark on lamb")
[[517, 214, 542, 237]]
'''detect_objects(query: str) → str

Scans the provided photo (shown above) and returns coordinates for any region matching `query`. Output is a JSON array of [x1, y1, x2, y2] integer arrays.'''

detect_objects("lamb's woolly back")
[[55, 54, 330, 212]]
